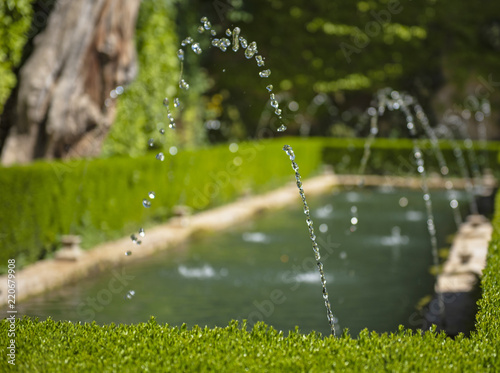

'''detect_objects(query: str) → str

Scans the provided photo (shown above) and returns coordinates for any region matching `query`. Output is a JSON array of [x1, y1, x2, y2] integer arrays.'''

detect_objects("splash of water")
[[282, 144, 337, 336]]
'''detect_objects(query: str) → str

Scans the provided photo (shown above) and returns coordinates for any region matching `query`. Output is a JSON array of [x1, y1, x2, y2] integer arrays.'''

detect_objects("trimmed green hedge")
[[1, 193, 499, 370], [0, 137, 323, 272], [322, 137, 500, 177]]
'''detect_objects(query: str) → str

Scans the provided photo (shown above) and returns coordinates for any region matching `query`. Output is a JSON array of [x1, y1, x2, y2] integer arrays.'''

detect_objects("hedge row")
[[0, 190, 499, 370], [322, 137, 500, 177], [0, 137, 323, 272]]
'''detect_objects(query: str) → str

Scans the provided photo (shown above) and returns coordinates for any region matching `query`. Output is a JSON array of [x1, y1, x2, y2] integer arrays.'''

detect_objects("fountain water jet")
[[283, 144, 337, 336]]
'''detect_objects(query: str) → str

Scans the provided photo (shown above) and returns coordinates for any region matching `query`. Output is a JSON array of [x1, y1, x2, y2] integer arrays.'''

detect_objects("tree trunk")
[[1, 0, 140, 165]]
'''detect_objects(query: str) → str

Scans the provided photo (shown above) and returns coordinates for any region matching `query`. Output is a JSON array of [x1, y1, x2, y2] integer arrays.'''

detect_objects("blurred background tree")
[[1, 0, 499, 162]]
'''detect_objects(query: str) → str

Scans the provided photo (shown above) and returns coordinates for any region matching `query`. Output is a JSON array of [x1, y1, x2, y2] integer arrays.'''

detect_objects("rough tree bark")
[[1, 0, 141, 165]]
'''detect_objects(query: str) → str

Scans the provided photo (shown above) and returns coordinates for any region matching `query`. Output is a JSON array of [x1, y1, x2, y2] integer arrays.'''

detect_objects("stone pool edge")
[[0, 173, 479, 307]]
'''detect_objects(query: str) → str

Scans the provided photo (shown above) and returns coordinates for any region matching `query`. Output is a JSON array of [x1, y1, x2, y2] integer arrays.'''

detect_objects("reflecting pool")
[[12, 187, 468, 336]]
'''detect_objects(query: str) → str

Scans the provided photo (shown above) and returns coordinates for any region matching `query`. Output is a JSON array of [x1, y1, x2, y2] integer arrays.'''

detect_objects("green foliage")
[[0, 0, 33, 113], [0, 137, 322, 273], [102, 0, 181, 157], [102, 0, 211, 157], [180, 0, 500, 140], [321, 137, 500, 177]]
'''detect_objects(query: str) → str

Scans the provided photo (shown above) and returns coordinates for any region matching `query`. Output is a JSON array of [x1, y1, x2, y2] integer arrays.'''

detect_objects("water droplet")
[[367, 107, 376, 116], [417, 166, 424, 173], [169, 122, 176, 129], [275, 108, 282, 115], [201, 16, 208, 23], [244, 41, 258, 59], [130, 234, 140, 244], [148, 138, 154, 147], [148, 191, 155, 199], [239, 37, 248, 48], [229, 143, 239, 153], [203, 21, 211, 30], [255, 55, 265, 67], [125, 290, 135, 300], [319, 224, 328, 233], [176, 49, 185, 63], [139, 228, 145, 237], [399, 197, 408, 207], [159, 129, 165, 135], [156, 153, 165, 161], [407, 122, 414, 130], [142, 199, 151, 208], [181, 37, 193, 46], [191, 43, 202, 54], [179, 79, 190, 90], [125, 251, 132, 256], [277, 124, 287, 132], [288, 101, 299, 111], [115, 86, 124, 95], [270, 100, 279, 108], [266, 85, 273, 92], [212, 38, 221, 47], [197, 25, 205, 33], [169, 146, 178, 155], [350, 217, 358, 225], [450, 199, 458, 209], [222, 38, 231, 47], [174, 98, 180, 107], [440, 166, 449, 175], [110, 90, 118, 99], [233, 156, 243, 166], [226, 28, 232, 36], [423, 193, 430, 201], [210, 29, 216, 36], [231, 28, 240, 51], [163, 98, 169, 107], [259, 69, 271, 78]]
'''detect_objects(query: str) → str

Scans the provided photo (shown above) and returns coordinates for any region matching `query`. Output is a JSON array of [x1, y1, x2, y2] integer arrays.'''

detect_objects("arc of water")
[[435, 123, 479, 215], [407, 99, 463, 227], [450, 115, 483, 184], [358, 89, 466, 229], [282, 145, 337, 336], [393, 93, 445, 317], [356, 88, 447, 319]]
